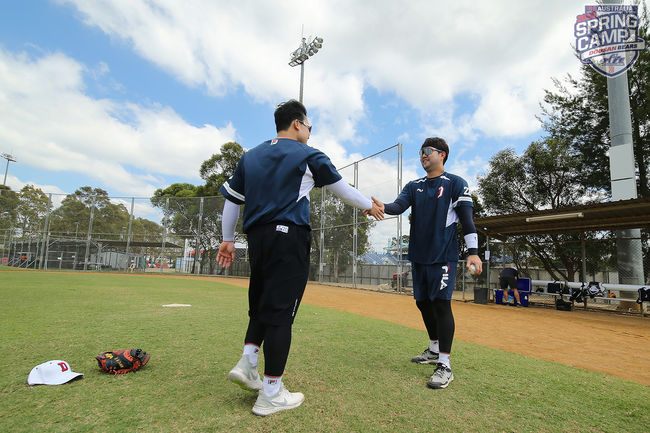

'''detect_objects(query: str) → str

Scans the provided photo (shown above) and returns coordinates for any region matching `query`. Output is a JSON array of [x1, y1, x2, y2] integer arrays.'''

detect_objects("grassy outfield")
[[0, 268, 648, 433]]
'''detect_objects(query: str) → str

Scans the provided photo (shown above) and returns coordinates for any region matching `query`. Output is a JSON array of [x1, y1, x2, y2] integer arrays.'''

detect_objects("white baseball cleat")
[[228, 356, 262, 392], [252, 385, 305, 416]]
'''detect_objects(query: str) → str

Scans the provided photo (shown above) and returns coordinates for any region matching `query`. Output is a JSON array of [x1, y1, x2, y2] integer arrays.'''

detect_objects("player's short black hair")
[[275, 99, 307, 132], [421, 137, 449, 164]]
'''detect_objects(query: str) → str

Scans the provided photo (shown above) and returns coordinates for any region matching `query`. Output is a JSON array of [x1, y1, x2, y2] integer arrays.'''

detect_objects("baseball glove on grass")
[[96, 349, 150, 374]]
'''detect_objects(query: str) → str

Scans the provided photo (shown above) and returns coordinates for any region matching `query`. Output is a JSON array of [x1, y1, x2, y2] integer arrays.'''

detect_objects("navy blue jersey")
[[219, 138, 342, 233], [395, 172, 473, 264]]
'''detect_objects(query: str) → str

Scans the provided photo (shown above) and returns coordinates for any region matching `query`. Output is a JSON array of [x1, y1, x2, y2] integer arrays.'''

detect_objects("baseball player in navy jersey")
[[217, 99, 383, 416], [371, 137, 482, 389]]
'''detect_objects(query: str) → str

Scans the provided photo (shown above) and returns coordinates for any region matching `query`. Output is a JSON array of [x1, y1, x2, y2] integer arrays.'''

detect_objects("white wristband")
[[464, 233, 478, 249]]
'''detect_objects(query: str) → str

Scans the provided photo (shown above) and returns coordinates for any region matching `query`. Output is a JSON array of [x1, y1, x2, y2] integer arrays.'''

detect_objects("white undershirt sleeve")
[[221, 199, 240, 242], [326, 179, 372, 210]]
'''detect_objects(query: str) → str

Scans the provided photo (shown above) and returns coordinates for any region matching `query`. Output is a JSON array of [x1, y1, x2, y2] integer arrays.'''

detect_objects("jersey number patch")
[[437, 186, 444, 198]]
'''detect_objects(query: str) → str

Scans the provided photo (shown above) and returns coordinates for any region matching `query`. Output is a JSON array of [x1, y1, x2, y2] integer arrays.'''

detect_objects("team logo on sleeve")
[[574, 4, 646, 77]]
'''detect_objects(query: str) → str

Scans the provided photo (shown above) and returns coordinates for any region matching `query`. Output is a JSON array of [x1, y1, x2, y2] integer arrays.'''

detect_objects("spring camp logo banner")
[[575, 4, 647, 77]]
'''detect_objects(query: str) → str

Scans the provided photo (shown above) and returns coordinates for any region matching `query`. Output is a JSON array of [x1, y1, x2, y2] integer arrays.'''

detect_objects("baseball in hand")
[[469, 263, 476, 274]]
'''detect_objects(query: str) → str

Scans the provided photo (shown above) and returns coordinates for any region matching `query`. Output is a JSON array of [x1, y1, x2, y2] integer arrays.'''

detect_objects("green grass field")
[[1, 268, 648, 432]]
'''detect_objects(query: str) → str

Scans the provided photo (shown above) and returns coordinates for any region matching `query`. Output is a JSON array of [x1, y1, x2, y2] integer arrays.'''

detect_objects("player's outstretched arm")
[[327, 179, 384, 221], [218, 199, 240, 268], [375, 196, 409, 216]]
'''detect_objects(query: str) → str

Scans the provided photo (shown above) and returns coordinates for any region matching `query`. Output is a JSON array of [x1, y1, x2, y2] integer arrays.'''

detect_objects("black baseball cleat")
[[411, 348, 439, 364]]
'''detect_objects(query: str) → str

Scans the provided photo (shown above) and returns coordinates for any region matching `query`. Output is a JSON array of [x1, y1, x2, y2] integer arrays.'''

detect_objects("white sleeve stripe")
[[223, 181, 245, 202], [452, 196, 472, 207]]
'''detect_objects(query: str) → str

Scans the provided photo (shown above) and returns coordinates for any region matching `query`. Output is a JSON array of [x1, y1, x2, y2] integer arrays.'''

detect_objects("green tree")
[[50, 187, 130, 239], [309, 188, 374, 281], [539, 9, 650, 281], [152, 184, 205, 272], [49, 193, 90, 237], [199, 142, 245, 194], [0, 186, 19, 232], [477, 139, 607, 281], [153, 142, 245, 274], [479, 139, 589, 213], [16, 185, 50, 237], [540, 8, 650, 197]]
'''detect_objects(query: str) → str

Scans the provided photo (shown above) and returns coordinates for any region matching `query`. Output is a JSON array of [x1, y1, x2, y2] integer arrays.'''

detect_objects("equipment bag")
[[555, 297, 572, 311], [586, 282, 606, 298], [570, 287, 586, 304], [547, 282, 561, 294], [637, 287, 650, 304]]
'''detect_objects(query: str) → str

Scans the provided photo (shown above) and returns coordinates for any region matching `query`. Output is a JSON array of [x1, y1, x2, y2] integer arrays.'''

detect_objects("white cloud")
[[446, 155, 489, 192], [2, 0, 592, 218], [3, 175, 67, 208], [56, 0, 585, 144], [0, 48, 236, 197], [110, 197, 163, 222]]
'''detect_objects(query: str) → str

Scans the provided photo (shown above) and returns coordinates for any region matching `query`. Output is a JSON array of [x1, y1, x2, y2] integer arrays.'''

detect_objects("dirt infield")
[[210, 277, 650, 386]]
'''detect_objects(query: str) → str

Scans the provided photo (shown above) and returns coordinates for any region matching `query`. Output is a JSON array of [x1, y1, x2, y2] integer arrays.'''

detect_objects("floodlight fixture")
[[1, 152, 16, 186], [288, 35, 324, 103]]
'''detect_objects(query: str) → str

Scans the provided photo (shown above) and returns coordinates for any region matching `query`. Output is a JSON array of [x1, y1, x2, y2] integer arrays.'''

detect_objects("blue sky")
[[1, 0, 592, 247]]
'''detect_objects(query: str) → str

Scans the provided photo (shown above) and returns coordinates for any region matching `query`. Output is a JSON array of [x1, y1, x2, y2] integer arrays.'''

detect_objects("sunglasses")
[[420, 147, 443, 157], [298, 119, 312, 132]]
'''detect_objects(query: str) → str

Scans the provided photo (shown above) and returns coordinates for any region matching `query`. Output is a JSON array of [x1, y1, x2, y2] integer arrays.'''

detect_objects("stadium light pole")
[[1, 153, 16, 186], [602, 0, 644, 286], [288, 36, 324, 103]]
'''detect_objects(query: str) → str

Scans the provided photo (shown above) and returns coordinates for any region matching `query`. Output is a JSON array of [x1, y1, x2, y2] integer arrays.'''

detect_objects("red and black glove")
[[96, 349, 150, 374]]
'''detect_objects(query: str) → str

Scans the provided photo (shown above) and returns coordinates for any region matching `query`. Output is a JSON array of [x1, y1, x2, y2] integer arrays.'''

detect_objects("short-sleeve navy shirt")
[[395, 172, 473, 264], [219, 138, 342, 233]]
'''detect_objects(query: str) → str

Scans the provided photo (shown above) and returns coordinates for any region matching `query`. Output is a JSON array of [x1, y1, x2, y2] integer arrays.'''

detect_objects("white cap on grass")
[[27, 360, 83, 386]]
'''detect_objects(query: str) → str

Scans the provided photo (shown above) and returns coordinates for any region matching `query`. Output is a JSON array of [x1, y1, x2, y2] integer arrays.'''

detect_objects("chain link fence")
[[476, 236, 649, 313], [0, 144, 414, 286], [483, 236, 649, 286], [1, 145, 647, 304]]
